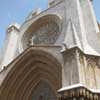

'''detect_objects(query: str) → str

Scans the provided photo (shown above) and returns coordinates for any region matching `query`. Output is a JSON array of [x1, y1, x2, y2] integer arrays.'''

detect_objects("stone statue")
[[29, 35, 36, 46]]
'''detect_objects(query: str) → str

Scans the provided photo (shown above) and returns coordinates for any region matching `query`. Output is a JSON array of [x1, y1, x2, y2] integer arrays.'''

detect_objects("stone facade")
[[0, 0, 100, 100]]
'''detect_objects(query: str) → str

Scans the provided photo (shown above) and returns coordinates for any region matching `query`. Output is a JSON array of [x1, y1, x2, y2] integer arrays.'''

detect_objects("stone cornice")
[[58, 84, 100, 100]]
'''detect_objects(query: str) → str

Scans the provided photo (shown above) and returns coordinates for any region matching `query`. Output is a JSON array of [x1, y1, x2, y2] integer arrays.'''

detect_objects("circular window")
[[22, 15, 61, 50], [28, 22, 59, 45]]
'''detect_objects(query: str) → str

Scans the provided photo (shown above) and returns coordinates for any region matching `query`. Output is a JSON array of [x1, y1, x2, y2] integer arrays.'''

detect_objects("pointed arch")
[[0, 48, 62, 100]]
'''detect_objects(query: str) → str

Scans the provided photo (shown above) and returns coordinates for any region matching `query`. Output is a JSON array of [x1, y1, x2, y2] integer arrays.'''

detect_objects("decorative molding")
[[58, 84, 100, 100]]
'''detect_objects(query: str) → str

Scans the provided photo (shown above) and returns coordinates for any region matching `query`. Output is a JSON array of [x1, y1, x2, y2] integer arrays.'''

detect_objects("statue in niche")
[[28, 35, 37, 46], [29, 35, 36, 46]]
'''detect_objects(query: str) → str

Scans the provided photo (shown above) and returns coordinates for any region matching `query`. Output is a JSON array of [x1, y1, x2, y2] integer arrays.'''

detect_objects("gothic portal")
[[0, 0, 100, 100], [32, 81, 56, 100]]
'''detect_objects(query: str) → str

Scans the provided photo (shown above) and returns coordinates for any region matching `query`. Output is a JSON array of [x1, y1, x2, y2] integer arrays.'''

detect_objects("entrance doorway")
[[32, 81, 56, 100]]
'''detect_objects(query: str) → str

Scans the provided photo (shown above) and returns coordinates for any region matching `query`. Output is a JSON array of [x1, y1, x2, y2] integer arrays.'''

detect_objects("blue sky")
[[0, 0, 100, 48]]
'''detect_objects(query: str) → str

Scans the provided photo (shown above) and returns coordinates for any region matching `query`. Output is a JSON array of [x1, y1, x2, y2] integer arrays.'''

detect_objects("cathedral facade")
[[0, 0, 100, 100]]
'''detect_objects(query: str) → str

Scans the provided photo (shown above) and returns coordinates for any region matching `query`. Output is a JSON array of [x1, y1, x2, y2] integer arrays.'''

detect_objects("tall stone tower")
[[0, 0, 100, 100]]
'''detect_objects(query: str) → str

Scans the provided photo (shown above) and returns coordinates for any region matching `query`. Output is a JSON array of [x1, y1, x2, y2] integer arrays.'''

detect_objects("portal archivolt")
[[0, 49, 62, 100]]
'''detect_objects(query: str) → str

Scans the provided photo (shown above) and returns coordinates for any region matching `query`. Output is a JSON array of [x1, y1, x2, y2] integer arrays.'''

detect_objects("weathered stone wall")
[[78, 50, 100, 89], [62, 49, 80, 87]]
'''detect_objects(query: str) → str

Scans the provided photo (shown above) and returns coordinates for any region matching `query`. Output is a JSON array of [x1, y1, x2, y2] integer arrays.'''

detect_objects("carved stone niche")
[[86, 56, 100, 68], [96, 58, 100, 68], [79, 49, 100, 69]]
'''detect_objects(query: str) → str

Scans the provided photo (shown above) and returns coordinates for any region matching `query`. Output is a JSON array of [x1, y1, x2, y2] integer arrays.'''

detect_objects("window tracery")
[[28, 22, 60, 45]]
